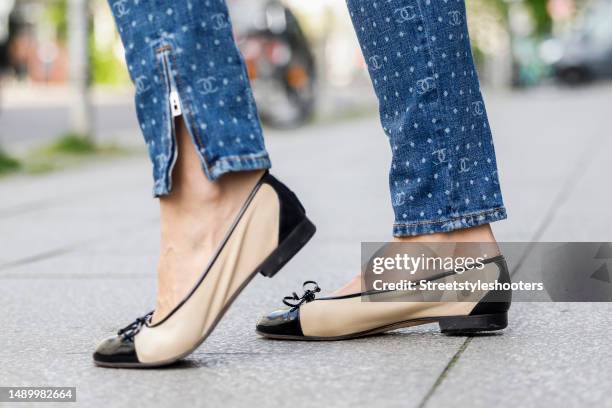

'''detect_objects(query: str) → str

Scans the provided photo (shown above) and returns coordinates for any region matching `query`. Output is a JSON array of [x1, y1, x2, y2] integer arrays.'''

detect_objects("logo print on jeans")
[[211, 13, 230, 30], [448, 11, 463, 26], [432, 149, 448, 165], [369, 55, 383, 70], [394, 6, 417, 23], [472, 101, 485, 116], [197, 77, 219, 95], [416, 77, 435, 95], [135, 76, 150, 94], [459, 158, 471, 173], [393, 192, 406, 207], [112, 0, 130, 17]]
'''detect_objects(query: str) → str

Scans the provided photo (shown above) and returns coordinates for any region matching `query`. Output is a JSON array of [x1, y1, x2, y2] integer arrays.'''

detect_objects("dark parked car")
[[553, 0, 612, 84]]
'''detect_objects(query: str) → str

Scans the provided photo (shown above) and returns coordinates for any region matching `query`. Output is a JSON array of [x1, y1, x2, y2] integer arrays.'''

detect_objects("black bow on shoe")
[[283, 281, 321, 309], [117, 311, 153, 341]]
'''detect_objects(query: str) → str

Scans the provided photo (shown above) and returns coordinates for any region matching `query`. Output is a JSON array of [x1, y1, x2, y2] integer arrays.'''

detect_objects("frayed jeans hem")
[[392, 207, 507, 237], [152, 153, 272, 197]]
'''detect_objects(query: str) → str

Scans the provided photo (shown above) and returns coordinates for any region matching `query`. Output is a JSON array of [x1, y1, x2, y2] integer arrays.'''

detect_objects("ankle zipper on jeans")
[[159, 49, 182, 118], [159, 50, 181, 190], [158, 44, 209, 185], [169, 90, 182, 117]]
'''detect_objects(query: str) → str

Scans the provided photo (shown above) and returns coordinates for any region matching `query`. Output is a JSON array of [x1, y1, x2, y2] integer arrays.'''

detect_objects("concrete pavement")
[[1, 84, 612, 407]]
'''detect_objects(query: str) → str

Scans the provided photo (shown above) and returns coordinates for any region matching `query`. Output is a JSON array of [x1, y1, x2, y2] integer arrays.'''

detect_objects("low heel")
[[439, 313, 508, 335], [259, 217, 316, 278]]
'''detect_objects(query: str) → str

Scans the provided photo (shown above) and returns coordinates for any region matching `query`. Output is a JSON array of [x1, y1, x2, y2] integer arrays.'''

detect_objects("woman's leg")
[[347, 0, 506, 238], [255, 1, 511, 340], [331, 0, 507, 295], [109, 0, 270, 191], [156, 120, 264, 322], [97, 0, 316, 367], [107, 1, 271, 321]]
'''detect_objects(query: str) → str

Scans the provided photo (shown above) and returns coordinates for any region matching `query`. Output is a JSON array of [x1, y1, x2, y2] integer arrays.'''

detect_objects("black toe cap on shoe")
[[256, 308, 304, 338], [93, 336, 139, 365]]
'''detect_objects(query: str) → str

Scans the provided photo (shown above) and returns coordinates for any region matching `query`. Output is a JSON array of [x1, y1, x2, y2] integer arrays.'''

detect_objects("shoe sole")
[[256, 312, 508, 341], [94, 217, 317, 369]]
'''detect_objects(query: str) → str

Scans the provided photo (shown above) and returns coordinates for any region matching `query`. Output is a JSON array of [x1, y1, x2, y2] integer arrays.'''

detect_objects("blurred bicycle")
[[229, 0, 317, 129]]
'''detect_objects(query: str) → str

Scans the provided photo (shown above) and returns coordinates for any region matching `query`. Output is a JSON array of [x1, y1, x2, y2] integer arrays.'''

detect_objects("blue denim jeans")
[[109, 0, 507, 237]]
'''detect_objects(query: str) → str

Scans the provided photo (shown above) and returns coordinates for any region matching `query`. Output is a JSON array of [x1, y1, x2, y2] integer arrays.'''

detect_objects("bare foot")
[[331, 224, 500, 296], [152, 119, 265, 323]]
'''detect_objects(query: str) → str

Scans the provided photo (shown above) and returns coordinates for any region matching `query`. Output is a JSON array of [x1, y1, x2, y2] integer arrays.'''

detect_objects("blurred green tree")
[[525, 0, 553, 35], [44, 0, 128, 85], [486, 0, 552, 36], [45, 0, 68, 40]]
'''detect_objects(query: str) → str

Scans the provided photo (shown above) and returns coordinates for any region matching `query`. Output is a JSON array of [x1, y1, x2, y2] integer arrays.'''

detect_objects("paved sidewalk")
[[1, 85, 612, 407], [0, 82, 378, 152]]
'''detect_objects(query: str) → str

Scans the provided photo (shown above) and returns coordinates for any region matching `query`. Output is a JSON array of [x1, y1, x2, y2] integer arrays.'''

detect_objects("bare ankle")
[[164, 117, 265, 209], [162, 170, 264, 210]]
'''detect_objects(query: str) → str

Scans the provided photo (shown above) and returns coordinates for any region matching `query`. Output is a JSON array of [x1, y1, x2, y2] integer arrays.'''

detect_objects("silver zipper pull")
[[169, 91, 182, 117]]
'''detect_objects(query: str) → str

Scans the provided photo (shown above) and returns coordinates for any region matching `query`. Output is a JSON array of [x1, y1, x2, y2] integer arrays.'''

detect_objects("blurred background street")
[[1, 0, 612, 407], [2, 0, 612, 154]]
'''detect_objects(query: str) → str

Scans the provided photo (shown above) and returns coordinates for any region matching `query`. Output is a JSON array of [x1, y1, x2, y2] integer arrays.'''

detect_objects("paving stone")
[[2, 86, 612, 407]]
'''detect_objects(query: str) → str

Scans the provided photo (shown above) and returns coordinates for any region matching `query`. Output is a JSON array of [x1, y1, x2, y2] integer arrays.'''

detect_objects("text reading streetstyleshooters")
[[372, 280, 544, 292]]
